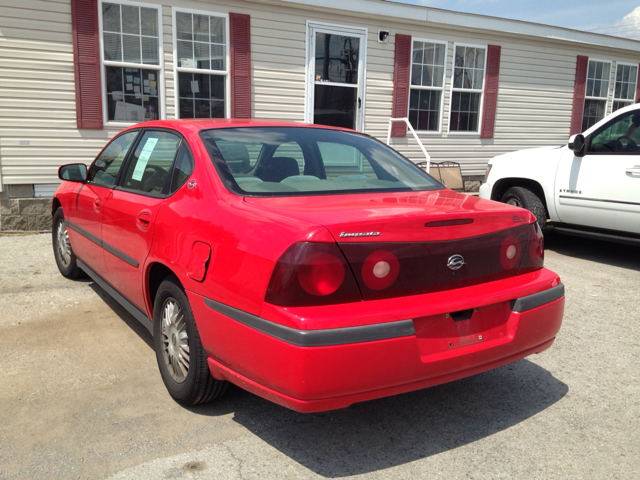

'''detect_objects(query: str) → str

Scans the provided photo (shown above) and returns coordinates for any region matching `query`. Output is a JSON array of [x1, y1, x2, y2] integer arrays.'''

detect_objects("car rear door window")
[[170, 145, 194, 193], [121, 130, 182, 194], [89, 130, 140, 186]]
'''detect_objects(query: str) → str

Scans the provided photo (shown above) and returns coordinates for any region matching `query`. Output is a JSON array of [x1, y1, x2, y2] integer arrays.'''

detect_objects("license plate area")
[[413, 301, 517, 362]]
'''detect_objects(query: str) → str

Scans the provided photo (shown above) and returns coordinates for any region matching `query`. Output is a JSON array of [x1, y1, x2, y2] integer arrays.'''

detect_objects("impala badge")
[[447, 254, 465, 271]]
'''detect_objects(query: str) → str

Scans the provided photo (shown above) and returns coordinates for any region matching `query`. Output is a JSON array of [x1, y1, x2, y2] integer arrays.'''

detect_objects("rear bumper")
[[188, 269, 564, 412]]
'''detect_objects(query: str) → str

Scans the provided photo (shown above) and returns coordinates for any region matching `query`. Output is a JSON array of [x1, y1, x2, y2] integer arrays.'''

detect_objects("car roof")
[[125, 118, 358, 135]]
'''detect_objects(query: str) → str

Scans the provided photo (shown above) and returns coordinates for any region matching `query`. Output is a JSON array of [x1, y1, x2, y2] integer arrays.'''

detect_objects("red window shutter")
[[71, 0, 103, 129], [230, 13, 251, 119], [391, 34, 411, 137], [570, 55, 589, 135], [480, 45, 501, 139], [635, 63, 640, 102]]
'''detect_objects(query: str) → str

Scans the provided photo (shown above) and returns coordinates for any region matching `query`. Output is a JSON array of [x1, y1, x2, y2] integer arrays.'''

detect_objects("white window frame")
[[97, 0, 166, 128], [582, 57, 613, 126], [171, 7, 230, 119], [407, 38, 448, 135], [612, 61, 637, 113], [447, 42, 487, 136]]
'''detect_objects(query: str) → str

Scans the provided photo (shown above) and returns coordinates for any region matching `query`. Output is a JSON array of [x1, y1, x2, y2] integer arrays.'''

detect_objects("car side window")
[[170, 145, 194, 193], [88, 130, 140, 186], [588, 111, 640, 154], [121, 130, 182, 194]]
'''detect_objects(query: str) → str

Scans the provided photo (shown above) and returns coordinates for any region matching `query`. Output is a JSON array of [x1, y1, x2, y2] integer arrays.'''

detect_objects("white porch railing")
[[386, 117, 431, 173]]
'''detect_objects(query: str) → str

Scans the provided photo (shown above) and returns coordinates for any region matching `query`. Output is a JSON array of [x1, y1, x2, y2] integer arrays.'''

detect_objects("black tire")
[[501, 186, 548, 235], [153, 276, 228, 406], [52, 208, 84, 279]]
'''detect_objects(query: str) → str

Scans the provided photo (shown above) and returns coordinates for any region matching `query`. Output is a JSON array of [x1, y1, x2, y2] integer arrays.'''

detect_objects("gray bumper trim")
[[511, 283, 565, 313], [203, 297, 416, 347]]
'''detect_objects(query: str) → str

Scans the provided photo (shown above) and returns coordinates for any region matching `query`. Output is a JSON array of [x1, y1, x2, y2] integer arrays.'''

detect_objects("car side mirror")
[[58, 163, 87, 182], [568, 134, 586, 157]]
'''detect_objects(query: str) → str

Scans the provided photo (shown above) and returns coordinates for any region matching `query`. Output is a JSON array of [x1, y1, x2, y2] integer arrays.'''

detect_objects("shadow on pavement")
[[87, 281, 567, 477], [191, 358, 567, 477], [546, 231, 640, 272]]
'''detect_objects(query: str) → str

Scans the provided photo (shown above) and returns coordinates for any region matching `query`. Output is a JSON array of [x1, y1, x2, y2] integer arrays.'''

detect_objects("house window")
[[450, 45, 486, 132], [101, 2, 162, 123], [582, 59, 611, 130], [174, 10, 228, 118], [612, 63, 637, 112], [408, 40, 447, 132]]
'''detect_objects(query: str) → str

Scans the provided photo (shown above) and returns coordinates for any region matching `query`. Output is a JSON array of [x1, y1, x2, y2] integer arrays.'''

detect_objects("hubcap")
[[161, 298, 190, 383], [506, 198, 521, 208], [56, 221, 72, 267]]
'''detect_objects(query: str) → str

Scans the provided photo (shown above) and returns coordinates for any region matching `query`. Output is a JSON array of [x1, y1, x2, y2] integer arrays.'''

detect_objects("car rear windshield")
[[199, 127, 443, 197]]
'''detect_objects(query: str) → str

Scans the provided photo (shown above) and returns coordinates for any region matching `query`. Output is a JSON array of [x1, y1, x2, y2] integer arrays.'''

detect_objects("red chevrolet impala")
[[52, 119, 564, 412]]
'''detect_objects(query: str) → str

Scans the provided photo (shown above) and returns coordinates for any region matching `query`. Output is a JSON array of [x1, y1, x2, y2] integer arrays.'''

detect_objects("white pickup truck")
[[479, 103, 640, 244]]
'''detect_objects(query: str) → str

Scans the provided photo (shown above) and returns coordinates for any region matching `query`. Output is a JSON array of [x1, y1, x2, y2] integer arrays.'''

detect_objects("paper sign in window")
[[132, 137, 159, 181]]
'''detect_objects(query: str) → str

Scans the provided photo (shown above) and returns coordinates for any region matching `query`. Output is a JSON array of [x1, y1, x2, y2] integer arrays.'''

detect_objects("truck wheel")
[[501, 186, 548, 234], [153, 276, 228, 406]]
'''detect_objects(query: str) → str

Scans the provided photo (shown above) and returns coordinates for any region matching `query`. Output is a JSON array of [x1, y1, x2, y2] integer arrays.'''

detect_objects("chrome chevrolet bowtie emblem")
[[447, 254, 465, 270], [187, 179, 197, 190]]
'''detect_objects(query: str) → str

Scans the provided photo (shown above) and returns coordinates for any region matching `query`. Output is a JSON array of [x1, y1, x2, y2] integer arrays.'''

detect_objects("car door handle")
[[626, 166, 640, 175], [93, 197, 103, 213], [136, 211, 152, 232]]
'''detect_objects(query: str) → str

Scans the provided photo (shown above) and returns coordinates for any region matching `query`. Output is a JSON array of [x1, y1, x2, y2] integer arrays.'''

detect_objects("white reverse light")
[[506, 245, 517, 260], [373, 261, 391, 278]]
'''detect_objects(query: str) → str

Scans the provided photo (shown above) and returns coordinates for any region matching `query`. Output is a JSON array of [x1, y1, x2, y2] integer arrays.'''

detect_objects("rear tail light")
[[265, 242, 361, 306], [519, 222, 544, 272]]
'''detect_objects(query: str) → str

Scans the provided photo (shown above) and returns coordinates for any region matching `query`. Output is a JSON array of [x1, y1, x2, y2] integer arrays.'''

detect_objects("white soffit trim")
[[281, 0, 640, 52]]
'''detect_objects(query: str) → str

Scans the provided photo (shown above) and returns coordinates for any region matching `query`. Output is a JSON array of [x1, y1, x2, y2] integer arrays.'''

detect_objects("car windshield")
[[199, 127, 443, 196]]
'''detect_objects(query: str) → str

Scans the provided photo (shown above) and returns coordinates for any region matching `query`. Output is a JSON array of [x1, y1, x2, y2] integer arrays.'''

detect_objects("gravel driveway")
[[0, 232, 638, 479]]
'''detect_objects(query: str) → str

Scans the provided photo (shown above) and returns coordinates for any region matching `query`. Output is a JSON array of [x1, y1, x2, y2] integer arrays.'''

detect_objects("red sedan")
[[52, 119, 564, 412]]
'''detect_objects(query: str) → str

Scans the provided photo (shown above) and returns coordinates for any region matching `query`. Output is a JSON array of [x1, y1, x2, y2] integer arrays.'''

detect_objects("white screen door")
[[306, 23, 366, 131]]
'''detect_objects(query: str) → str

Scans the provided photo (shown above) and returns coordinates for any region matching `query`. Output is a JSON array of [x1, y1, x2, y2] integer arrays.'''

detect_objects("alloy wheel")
[[161, 298, 190, 383]]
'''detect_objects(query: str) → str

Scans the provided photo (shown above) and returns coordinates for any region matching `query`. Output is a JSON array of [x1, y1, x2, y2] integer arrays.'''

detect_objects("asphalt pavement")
[[0, 232, 638, 479]]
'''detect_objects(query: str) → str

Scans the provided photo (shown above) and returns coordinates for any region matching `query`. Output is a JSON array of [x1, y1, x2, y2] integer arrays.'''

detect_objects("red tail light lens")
[[265, 242, 361, 306], [361, 250, 400, 290], [519, 222, 544, 272], [298, 252, 345, 296]]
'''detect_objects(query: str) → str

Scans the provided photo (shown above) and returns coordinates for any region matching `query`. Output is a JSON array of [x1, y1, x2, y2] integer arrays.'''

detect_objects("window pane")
[[194, 42, 210, 70], [453, 67, 462, 88], [313, 84, 357, 128], [193, 14, 209, 43], [211, 16, 226, 44], [141, 36, 159, 65], [123, 131, 181, 194], [211, 43, 225, 71], [102, 3, 121, 33], [433, 66, 444, 88], [475, 48, 485, 69], [89, 130, 139, 185], [177, 40, 193, 68], [140, 7, 158, 37], [449, 91, 480, 132], [412, 42, 424, 64], [411, 64, 422, 86], [103, 32, 122, 62], [171, 145, 195, 193], [422, 65, 433, 87], [178, 72, 225, 118], [106, 67, 159, 122], [121, 5, 140, 35], [122, 34, 141, 63], [581, 99, 606, 131], [176, 12, 193, 41], [409, 89, 441, 131], [315, 32, 359, 84]]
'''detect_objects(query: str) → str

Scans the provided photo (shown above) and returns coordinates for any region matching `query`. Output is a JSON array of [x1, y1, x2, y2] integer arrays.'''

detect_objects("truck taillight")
[[265, 242, 361, 306]]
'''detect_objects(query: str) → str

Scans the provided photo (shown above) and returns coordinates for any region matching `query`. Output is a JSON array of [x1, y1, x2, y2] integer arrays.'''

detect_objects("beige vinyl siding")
[[1, 0, 639, 188]]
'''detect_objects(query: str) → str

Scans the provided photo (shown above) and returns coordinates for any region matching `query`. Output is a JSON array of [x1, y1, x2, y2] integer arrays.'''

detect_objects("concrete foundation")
[[0, 186, 51, 233]]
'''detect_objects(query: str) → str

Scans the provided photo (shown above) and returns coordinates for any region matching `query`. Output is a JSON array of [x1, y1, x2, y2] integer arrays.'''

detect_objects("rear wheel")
[[501, 186, 548, 235], [52, 208, 83, 279], [153, 276, 228, 405]]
